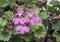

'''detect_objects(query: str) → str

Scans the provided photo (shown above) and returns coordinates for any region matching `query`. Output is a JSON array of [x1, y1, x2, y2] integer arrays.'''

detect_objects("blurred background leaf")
[[0, 0, 16, 7], [53, 20, 60, 31], [39, 12, 48, 20], [53, 32, 60, 42]]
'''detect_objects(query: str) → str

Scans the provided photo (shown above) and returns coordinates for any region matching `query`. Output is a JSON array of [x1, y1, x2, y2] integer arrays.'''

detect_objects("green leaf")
[[53, 20, 60, 31], [20, 34, 32, 41], [1, 20, 7, 26], [0, 27, 4, 32], [10, 35, 23, 42], [5, 10, 15, 20], [31, 23, 45, 32], [46, 6, 57, 14], [53, 32, 60, 42], [39, 12, 48, 20], [0, 17, 8, 26], [33, 23, 46, 39], [0, 0, 7, 7], [32, 0, 38, 4], [0, 0, 16, 7], [0, 17, 3, 25], [50, 0, 60, 6], [20, 0, 25, 2], [13, 29, 19, 35], [1, 3, 8, 7], [0, 31, 11, 41]]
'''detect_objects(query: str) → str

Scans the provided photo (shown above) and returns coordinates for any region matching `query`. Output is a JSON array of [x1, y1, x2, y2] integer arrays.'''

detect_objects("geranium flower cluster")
[[12, 8, 42, 35]]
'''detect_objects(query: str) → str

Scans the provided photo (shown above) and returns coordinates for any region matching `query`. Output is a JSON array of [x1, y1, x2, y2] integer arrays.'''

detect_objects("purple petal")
[[12, 18, 20, 25], [16, 25, 30, 35], [23, 26, 30, 32], [33, 16, 42, 23], [31, 10, 37, 14], [15, 8, 24, 17], [29, 19, 35, 26], [19, 18, 26, 24], [19, 29, 25, 35], [39, 17, 42, 23], [16, 26, 22, 31], [26, 10, 37, 17], [25, 18, 30, 23], [26, 11, 33, 17]]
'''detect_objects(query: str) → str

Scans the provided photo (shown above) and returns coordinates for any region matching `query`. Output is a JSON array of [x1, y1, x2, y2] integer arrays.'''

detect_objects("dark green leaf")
[[0, 32, 11, 41], [20, 34, 32, 41]]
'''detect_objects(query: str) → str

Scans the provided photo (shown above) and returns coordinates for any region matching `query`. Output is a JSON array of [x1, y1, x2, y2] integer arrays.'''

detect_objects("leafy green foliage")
[[47, 6, 60, 14], [47, 0, 60, 14], [47, 6, 56, 13], [0, 0, 60, 42], [33, 23, 46, 39], [9, 35, 23, 42], [0, 17, 8, 26], [39, 12, 48, 20], [30, 23, 46, 40], [0, 17, 10, 41], [31, 0, 42, 4], [0, 0, 16, 7], [0, 27, 4, 32], [0, 31, 11, 41], [50, 0, 60, 6], [53, 20, 60, 31], [13, 29, 19, 35], [53, 20, 60, 42], [32, 0, 38, 4], [31, 23, 45, 32], [20, 34, 32, 41], [5, 10, 15, 20], [53, 32, 60, 42]]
